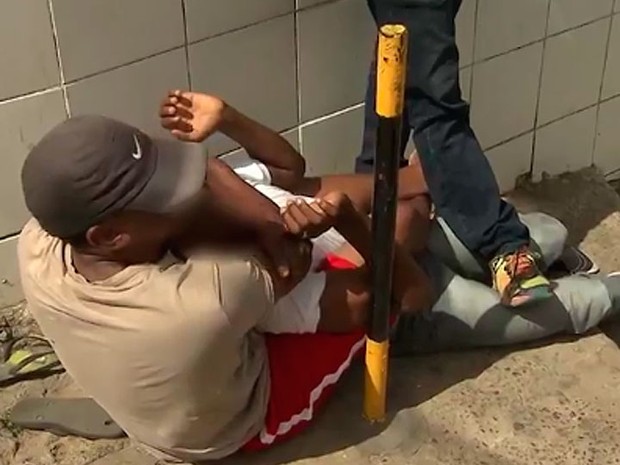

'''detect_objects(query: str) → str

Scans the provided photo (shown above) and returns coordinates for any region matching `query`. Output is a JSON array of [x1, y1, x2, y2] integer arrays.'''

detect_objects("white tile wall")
[[301, 105, 364, 175], [0, 91, 67, 237], [456, 0, 476, 66], [538, 18, 610, 125], [184, 0, 294, 43], [222, 129, 300, 159], [297, 0, 333, 9], [190, 15, 298, 155], [471, 43, 543, 149], [602, 15, 620, 100], [297, 0, 375, 122], [485, 132, 533, 193], [548, 0, 614, 35], [594, 95, 620, 177], [67, 49, 189, 137], [460, 67, 472, 102], [52, 0, 185, 81], [533, 107, 597, 180], [475, 0, 548, 61], [0, 2, 60, 100]]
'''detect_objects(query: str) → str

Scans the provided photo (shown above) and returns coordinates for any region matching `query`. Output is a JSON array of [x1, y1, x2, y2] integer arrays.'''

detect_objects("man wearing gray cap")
[[17, 98, 428, 461]]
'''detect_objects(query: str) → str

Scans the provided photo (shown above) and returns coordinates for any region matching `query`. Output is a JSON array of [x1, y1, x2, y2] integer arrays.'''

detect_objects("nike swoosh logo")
[[132, 135, 142, 160]]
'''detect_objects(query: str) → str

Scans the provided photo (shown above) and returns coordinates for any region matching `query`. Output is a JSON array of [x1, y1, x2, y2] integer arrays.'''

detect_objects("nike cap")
[[22, 115, 207, 239]]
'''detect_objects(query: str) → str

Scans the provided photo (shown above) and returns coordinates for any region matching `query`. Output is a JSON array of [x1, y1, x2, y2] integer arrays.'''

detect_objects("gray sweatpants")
[[392, 213, 620, 355]]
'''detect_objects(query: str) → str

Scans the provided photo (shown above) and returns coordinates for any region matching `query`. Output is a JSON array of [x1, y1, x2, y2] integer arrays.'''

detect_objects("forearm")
[[219, 105, 305, 190], [294, 164, 428, 215], [295, 174, 375, 213], [204, 157, 284, 234]]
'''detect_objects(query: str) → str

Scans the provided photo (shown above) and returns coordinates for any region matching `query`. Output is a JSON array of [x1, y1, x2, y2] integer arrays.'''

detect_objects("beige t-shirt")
[[17, 219, 274, 462]]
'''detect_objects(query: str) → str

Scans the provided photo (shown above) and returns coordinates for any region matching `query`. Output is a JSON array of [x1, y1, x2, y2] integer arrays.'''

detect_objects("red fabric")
[[242, 254, 365, 451]]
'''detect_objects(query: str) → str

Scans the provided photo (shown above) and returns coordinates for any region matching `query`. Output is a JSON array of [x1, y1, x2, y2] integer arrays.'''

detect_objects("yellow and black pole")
[[364, 24, 408, 423]]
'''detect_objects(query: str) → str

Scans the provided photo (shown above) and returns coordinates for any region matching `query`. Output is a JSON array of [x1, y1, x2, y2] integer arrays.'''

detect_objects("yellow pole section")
[[363, 23, 408, 423], [375, 25, 408, 118]]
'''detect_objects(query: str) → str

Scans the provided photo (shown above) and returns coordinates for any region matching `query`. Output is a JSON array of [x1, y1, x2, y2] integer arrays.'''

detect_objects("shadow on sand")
[[215, 335, 582, 465]]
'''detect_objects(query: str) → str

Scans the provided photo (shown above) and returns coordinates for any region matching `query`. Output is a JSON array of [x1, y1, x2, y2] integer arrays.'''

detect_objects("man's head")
[[22, 115, 207, 263]]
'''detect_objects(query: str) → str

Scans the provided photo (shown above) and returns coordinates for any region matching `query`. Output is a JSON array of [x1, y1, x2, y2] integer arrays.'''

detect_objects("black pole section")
[[368, 117, 401, 342]]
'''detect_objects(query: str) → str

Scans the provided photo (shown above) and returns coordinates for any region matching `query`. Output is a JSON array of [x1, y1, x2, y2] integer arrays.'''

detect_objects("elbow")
[[288, 156, 306, 187], [278, 157, 306, 191], [295, 156, 306, 179]]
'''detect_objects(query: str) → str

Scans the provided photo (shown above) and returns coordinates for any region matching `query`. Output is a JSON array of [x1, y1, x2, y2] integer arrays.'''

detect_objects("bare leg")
[[331, 195, 431, 265], [317, 196, 433, 332]]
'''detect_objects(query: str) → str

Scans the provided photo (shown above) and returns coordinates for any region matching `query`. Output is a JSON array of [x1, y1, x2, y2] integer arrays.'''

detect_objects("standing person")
[[356, 0, 552, 307]]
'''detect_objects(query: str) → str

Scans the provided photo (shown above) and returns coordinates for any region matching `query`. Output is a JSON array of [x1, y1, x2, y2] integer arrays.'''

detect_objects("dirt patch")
[[509, 168, 620, 272]]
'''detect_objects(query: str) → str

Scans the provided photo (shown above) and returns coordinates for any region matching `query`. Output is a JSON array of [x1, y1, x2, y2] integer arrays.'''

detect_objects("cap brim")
[[128, 137, 207, 213]]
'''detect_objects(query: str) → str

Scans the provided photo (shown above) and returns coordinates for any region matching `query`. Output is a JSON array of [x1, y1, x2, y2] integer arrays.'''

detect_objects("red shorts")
[[242, 254, 366, 451]]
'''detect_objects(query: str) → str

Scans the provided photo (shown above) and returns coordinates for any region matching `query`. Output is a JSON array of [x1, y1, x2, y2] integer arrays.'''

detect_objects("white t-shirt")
[[220, 152, 347, 269]]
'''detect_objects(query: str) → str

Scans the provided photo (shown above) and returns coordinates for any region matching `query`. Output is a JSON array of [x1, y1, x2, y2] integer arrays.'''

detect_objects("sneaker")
[[547, 246, 599, 278], [491, 247, 554, 307]]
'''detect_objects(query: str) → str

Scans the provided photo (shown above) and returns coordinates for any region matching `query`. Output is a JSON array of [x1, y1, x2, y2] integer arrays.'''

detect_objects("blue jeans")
[[357, 0, 530, 259]]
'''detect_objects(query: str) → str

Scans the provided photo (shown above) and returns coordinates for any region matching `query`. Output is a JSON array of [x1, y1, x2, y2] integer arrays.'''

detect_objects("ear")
[[85, 223, 130, 251]]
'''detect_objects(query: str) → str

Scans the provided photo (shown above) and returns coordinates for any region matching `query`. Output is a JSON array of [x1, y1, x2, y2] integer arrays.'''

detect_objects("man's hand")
[[256, 222, 296, 278], [160, 90, 226, 142], [281, 192, 350, 239], [254, 233, 312, 300]]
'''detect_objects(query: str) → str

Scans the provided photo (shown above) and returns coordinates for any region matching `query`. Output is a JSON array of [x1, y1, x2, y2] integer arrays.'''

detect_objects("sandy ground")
[[1, 168, 620, 465]]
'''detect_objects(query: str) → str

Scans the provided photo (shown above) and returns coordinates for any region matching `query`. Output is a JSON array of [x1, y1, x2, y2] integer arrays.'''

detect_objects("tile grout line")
[[300, 102, 365, 128], [600, 89, 620, 104], [22, 5, 620, 101], [187, 10, 295, 48], [0, 86, 65, 107], [180, 0, 193, 90], [296, 0, 337, 13], [294, 2, 304, 154], [485, 101, 602, 153], [485, 128, 535, 152], [58, 9, 297, 89], [46, 0, 70, 117], [28, 6, 616, 107], [529, 0, 552, 177], [538, 102, 599, 129], [62, 44, 186, 86], [467, 0, 479, 104], [591, 7, 616, 167], [473, 12, 617, 67]]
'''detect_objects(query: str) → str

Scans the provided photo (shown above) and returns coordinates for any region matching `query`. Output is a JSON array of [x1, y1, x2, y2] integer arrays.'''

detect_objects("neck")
[[70, 248, 128, 283]]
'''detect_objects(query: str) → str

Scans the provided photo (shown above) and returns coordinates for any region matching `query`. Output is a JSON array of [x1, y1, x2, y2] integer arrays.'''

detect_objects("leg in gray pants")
[[392, 213, 620, 355]]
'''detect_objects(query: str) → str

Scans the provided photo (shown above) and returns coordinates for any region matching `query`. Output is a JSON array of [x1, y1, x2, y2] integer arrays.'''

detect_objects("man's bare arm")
[[218, 106, 306, 190], [160, 90, 306, 190], [293, 164, 428, 215], [175, 157, 295, 277]]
